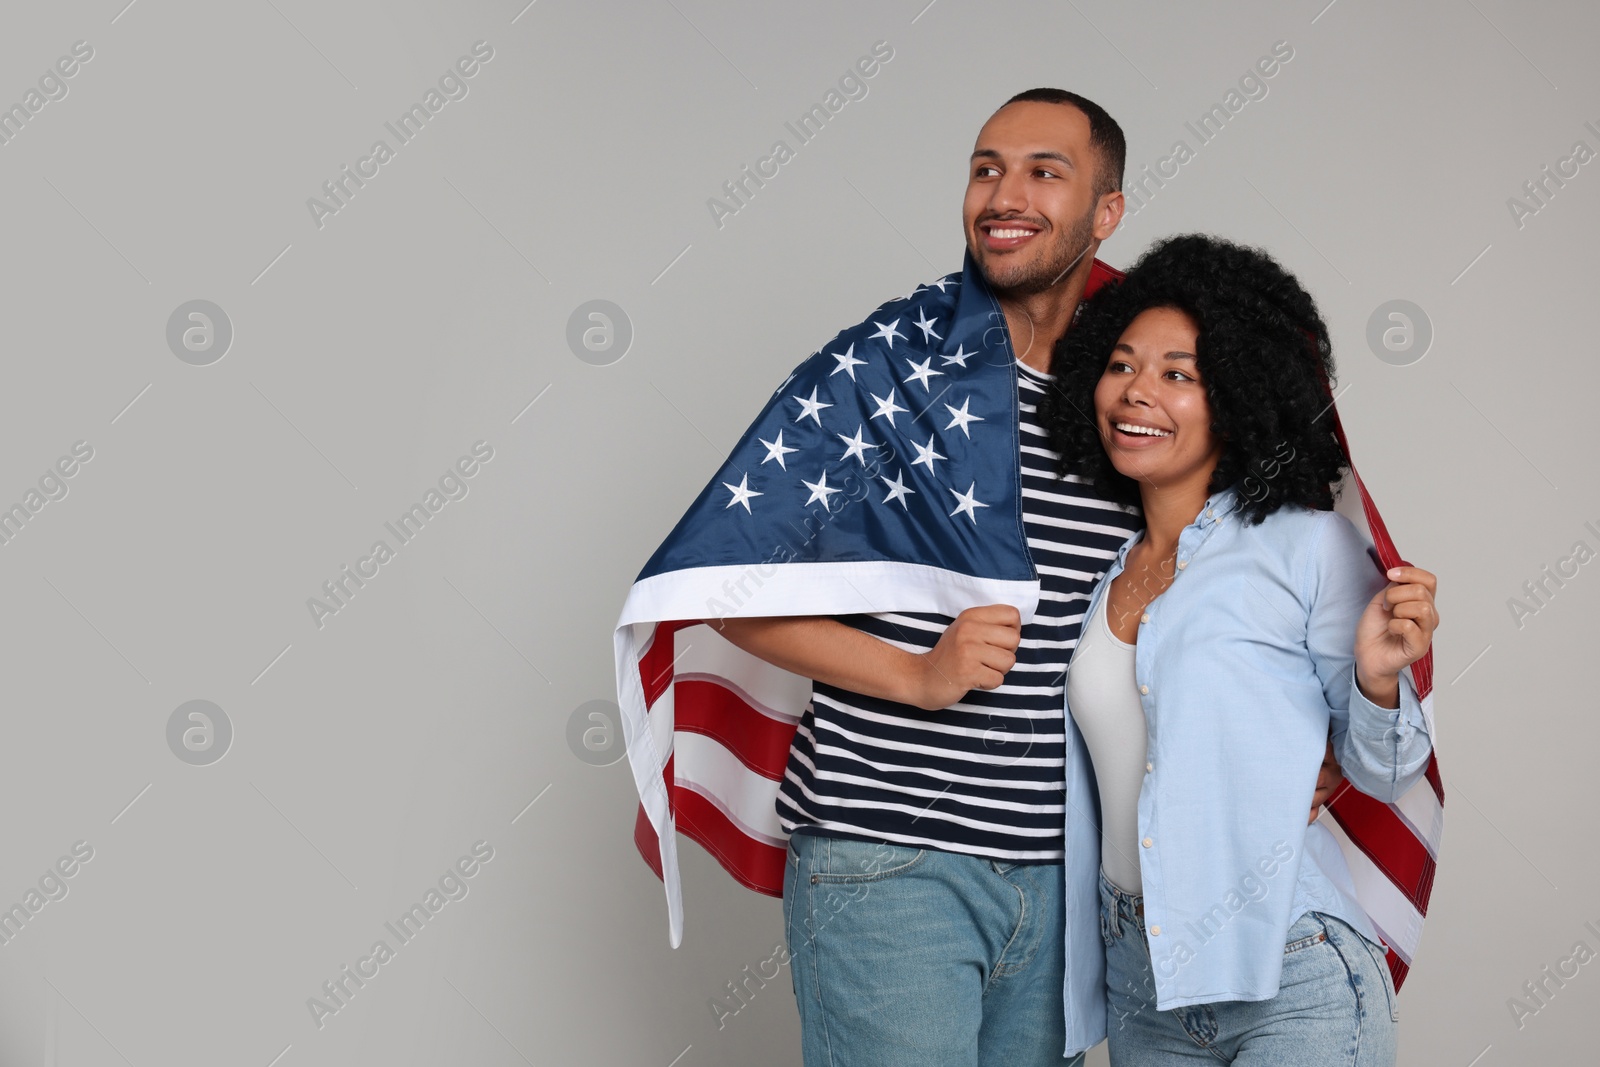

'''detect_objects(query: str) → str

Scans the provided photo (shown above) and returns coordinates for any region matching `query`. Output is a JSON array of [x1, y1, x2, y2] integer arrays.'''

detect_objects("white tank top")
[[1065, 589, 1148, 894]]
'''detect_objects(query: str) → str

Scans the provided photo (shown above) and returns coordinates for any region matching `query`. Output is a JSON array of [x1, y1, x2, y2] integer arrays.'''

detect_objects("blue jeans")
[[1099, 870, 1398, 1065], [782, 829, 1085, 1067]]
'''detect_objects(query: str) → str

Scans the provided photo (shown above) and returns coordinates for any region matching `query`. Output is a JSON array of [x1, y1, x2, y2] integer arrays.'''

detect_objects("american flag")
[[1322, 403, 1443, 992], [612, 251, 1440, 994]]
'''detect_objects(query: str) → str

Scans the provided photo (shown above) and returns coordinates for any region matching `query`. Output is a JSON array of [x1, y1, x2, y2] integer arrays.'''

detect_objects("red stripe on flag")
[[1387, 950, 1410, 993], [634, 749, 682, 882], [1086, 258, 1125, 293], [675, 678, 801, 780], [632, 795, 787, 898], [640, 619, 697, 707], [1321, 388, 1434, 703], [632, 751, 789, 897], [1424, 755, 1444, 805], [674, 787, 787, 897], [634, 800, 665, 882], [1327, 788, 1437, 910]]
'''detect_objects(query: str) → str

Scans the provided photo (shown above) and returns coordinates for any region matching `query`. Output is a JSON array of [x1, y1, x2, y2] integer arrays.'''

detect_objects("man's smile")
[[979, 218, 1042, 250]]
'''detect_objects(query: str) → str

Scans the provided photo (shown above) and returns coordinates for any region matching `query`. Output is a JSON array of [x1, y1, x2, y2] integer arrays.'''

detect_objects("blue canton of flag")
[[638, 253, 1041, 607]]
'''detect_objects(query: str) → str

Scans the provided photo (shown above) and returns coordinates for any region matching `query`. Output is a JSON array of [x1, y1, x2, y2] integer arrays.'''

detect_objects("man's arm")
[[705, 606, 1023, 713]]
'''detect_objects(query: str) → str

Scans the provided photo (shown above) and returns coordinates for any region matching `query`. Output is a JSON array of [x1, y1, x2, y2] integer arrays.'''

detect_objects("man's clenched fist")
[[909, 604, 1022, 711]]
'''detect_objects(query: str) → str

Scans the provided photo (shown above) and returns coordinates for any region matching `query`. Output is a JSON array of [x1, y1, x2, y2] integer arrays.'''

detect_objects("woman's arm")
[[1305, 514, 1436, 803]]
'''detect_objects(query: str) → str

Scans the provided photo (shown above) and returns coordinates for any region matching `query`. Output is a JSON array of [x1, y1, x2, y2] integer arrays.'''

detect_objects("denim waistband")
[[1098, 867, 1145, 938]]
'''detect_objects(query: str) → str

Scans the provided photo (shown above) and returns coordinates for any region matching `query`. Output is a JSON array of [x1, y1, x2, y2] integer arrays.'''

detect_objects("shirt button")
[[1139, 685, 1149, 695], [1176, 560, 1187, 570], [1206, 509, 1215, 518], [1140, 613, 1150, 624], [1145, 761, 1154, 772], [1142, 837, 1153, 848], [1150, 925, 1161, 936]]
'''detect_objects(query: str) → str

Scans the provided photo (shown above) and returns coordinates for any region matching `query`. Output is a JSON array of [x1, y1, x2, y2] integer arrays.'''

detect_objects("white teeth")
[[990, 228, 1035, 238], [1115, 422, 1171, 437]]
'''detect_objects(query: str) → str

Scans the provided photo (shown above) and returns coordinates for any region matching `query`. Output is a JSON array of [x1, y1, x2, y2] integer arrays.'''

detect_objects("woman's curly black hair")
[[1039, 233, 1349, 526]]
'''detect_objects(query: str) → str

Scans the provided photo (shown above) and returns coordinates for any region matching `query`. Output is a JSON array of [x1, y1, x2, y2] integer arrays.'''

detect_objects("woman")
[[1039, 234, 1437, 1065]]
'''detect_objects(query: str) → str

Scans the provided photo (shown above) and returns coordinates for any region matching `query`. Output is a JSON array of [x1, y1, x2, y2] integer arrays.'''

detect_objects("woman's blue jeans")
[[1099, 869, 1399, 1065], [782, 829, 1085, 1066]]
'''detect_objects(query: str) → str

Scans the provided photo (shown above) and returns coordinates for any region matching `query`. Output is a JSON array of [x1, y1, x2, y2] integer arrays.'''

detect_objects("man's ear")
[[1094, 190, 1125, 241]]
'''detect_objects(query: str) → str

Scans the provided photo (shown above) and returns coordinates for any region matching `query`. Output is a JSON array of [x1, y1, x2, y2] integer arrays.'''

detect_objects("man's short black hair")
[[1000, 88, 1126, 202]]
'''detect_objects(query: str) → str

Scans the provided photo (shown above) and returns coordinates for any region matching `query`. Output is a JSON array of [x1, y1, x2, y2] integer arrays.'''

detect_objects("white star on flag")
[[722, 473, 762, 513], [910, 433, 946, 473], [830, 343, 867, 381], [793, 386, 832, 426], [869, 318, 907, 349], [836, 425, 874, 465], [913, 309, 941, 343], [948, 481, 988, 523], [944, 396, 985, 438], [802, 471, 842, 509], [880, 469, 916, 508], [902, 356, 945, 392], [869, 388, 909, 428], [940, 343, 975, 368], [758, 430, 798, 470], [926, 276, 956, 293]]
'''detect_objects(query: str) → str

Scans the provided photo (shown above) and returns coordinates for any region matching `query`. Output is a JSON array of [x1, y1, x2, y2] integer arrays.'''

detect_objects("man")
[[614, 89, 1363, 1065], [714, 89, 1130, 1066]]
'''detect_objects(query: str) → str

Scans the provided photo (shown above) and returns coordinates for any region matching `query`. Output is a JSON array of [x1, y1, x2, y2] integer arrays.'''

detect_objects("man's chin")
[[972, 247, 1087, 297], [978, 260, 1064, 297], [970, 251, 1027, 292]]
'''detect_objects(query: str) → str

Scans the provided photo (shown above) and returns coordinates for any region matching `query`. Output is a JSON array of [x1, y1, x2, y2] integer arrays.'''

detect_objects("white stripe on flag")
[[648, 651, 678, 759], [1332, 471, 1370, 542], [617, 561, 1042, 630], [1392, 774, 1444, 860], [676, 627, 809, 723], [1321, 816, 1424, 964], [615, 622, 684, 948]]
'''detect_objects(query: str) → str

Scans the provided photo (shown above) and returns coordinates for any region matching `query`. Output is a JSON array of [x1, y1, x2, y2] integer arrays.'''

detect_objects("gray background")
[[0, 0, 1592, 1064]]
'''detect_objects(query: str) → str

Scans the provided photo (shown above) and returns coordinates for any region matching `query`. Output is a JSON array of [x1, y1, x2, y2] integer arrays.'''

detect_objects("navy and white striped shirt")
[[776, 360, 1144, 861]]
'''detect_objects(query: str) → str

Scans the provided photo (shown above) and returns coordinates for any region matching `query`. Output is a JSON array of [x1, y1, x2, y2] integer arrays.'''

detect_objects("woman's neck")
[[1136, 479, 1213, 556]]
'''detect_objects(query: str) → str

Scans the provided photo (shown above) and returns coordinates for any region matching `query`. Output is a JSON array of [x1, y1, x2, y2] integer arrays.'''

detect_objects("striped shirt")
[[775, 359, 1144, 861]]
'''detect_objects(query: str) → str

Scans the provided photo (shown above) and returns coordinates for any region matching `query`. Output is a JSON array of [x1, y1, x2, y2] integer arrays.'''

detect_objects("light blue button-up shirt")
[[1059, 483, 1433, 1044]]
